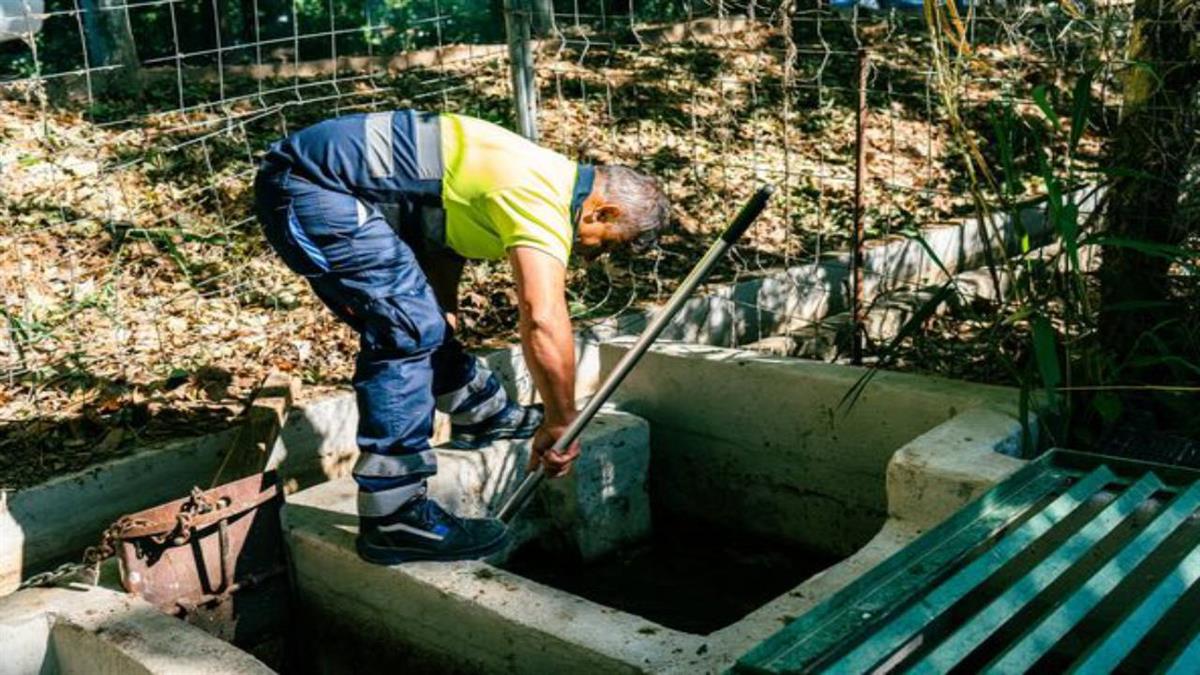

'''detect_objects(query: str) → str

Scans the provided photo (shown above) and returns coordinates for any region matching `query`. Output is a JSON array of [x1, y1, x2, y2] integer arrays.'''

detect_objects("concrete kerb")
[[0, 585, 273, 675]]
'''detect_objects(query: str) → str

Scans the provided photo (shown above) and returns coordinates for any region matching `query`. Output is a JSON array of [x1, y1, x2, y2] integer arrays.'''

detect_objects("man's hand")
[[527, 421, 582, 478], [528, 413, 583, 475]]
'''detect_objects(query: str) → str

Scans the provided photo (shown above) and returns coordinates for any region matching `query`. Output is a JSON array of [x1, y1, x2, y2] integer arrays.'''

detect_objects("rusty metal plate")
[[117, 471, 289, 646]]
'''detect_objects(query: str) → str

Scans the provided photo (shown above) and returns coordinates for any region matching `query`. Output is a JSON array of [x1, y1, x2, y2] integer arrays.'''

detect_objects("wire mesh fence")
[[0, 0, 1156, 486]]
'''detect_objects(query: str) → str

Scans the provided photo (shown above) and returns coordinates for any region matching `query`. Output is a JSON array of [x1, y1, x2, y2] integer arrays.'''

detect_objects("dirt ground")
[[0, 15, 1105, 489]]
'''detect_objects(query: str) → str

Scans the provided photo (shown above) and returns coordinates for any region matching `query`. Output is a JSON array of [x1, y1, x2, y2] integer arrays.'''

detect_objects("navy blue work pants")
[[255, 164, 495, 520]]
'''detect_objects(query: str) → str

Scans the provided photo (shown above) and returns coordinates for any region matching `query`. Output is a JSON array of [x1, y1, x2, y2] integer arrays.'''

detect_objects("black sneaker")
[[356, 495, 509, 565], [447, 402, 544, 450]]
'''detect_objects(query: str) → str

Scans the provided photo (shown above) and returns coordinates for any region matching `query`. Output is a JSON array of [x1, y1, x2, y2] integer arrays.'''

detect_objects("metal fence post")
[[503, 0, 539, 141], [851, 47, 869, 365]]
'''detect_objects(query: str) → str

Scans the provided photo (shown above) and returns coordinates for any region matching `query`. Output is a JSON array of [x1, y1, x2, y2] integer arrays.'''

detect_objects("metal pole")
[[496, 185, 776, 523], [851, 47, 869, 365], [503, 0, 539, 141]]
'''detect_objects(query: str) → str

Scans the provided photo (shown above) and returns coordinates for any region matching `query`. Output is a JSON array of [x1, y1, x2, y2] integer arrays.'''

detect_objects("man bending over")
[[255, 110, 669, 564]]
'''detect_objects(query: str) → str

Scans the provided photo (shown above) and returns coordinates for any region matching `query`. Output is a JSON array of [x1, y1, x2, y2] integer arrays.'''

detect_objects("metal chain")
[[152, 486, 218, 547], [17, 515, 152, 590], [16, 561, 94, 590], [16, 486, 213, 590]]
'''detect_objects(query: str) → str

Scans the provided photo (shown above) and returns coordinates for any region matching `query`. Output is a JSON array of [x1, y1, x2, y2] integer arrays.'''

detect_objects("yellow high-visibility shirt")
[[440, 113, 583, 266]]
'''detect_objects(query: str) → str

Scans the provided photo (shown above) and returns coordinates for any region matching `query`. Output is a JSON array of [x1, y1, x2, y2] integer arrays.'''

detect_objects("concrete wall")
[[601, 342, 1018, 557], [573, 186, 1104, 352]]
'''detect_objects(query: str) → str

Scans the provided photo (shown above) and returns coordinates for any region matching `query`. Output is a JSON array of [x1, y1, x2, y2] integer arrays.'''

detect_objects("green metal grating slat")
[[986, 481, 1200, 673], [733, 450, 1200, 674], [824, 466, 1115, 674], [734, 459, 1071, 673], [1164, 629, 1200, 675], [909, 473, 1163, 674], [1071, 533, 1200, 673]]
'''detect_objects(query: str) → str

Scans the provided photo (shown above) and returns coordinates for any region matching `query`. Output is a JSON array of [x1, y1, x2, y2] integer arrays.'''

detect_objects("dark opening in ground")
[[501, 514, 842, 635]]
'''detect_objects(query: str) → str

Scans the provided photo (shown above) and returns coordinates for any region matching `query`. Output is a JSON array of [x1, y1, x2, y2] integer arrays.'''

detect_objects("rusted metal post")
[[851, 47, 869, 365], [211, 370, 299, 487]]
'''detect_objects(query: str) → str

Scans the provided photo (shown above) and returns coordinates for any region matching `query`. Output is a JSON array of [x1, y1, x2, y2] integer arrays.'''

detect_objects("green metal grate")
[[735, 450, 1200, 674]]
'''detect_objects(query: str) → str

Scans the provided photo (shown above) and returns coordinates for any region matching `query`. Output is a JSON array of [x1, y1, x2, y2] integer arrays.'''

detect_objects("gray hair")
[[597, 165, 670, 249]]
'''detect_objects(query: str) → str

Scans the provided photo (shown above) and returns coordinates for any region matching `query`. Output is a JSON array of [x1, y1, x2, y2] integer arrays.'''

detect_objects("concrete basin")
[[282, 344, 1027, 673]]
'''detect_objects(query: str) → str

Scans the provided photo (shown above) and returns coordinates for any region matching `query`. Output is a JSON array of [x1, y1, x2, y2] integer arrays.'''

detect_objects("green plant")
[[842, 0, 1200, 459]]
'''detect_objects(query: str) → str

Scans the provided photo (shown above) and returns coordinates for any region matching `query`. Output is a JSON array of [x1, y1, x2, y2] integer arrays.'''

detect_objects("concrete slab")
[[0, 585, 272, 675]]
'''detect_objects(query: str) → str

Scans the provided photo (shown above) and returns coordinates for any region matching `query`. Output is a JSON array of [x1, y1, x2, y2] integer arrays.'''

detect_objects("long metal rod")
[[496, 184, 775, 522]]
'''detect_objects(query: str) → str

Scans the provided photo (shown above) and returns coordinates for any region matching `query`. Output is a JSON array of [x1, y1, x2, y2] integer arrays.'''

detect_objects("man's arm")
[[509, 246, 581, 477]]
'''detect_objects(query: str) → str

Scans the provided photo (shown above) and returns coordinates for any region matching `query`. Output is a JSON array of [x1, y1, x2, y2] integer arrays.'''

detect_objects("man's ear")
[[595, 203, 622, 223]]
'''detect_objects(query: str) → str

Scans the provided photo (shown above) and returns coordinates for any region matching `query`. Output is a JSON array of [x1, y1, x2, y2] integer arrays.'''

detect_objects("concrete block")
[[0, 586, 272, 675], [887, 406, 1028, 530], [531, 412, 652, 561], [426, 409, 651, 561]]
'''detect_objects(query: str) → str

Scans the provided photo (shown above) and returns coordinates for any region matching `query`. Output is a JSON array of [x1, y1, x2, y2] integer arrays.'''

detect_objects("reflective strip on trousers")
[[364, 112, 394, 178], [452, 384, 507, 425], [355, 199, 370, 226], [437, 366, 510, 425], [436, 366, 488, 413], [358, 480, 425, 517], [353, 449, 438, 478]]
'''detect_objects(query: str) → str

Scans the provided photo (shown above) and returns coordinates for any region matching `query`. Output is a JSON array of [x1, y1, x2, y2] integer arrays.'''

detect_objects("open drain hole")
[[500, 512, 843, 635]]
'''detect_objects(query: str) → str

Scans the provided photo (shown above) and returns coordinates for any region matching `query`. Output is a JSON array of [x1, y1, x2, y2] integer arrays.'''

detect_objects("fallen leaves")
[[0, 19, 1104, 489]]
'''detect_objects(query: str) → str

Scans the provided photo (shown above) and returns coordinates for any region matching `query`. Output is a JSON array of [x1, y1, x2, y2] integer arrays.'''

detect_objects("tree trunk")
[[1097, 0, 1199, 378], [80, 0, 141, 97]]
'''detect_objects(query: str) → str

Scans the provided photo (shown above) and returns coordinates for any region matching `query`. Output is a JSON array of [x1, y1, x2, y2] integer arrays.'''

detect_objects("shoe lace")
[[410, 494, 459, 533]]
